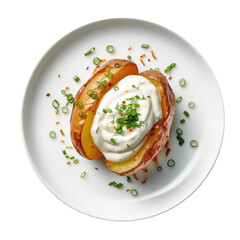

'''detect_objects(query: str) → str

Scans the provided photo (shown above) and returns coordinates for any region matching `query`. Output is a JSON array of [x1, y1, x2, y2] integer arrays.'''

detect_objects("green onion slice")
[[81, 171, 86, 178], [179, 78, 186, 87], [62, 106, 68, 114], [177, 135, 185, 143], [157, 166, 162, 171], [110, 138, 116, 144], [127, 176, 131, 182], [184, 111, 189, 117], [114, 86, 119, 91], [84, 47, 95, 56], [49, 131, 56, 139], [154, 68, 160, 71], [103, 109, 107, 114], [108, 109, 113, 113], [190, 140, 198, 148], [87, 89, 94, 96], [106, 45, 114, 53], [167, 159, 175, 167], [61, 90, 66, 95], [130, 189, 138, 196], [127, 55, 132, 60], [93, 57, 100, 65], [114, 63, 121, 68], [70, 156, 75, 160], [62, 150, 67, 155], [141, 44, 149, 49], [188, 102, 195, 108], [75, 101, 83, 108], [52, 99, 60, 108], [79, 112, 87, 118], [176, 96, 182, 103], [117, 183, 123, 188], [73, 159, 79, 164], [176, 128, 183, 135], [164, 63, 176, 73], [180, 119, 185, 124], [90, 93, 98, 99], [73, 75, 80, 82]]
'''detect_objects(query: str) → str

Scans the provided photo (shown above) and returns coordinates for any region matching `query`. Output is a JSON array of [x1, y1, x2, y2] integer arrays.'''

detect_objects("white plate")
[[22, 18, 224, 221]]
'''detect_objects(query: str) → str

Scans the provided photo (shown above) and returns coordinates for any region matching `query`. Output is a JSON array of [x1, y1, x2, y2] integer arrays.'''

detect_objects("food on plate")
[[70, 59, 176, 176]]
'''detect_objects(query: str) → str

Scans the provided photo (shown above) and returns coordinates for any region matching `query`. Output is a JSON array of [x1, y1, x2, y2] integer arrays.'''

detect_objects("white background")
[[0, 0, 239, 239]]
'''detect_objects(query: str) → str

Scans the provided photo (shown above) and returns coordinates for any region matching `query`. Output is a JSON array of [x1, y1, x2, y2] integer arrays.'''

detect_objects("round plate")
[[22, 18, 224, 221]]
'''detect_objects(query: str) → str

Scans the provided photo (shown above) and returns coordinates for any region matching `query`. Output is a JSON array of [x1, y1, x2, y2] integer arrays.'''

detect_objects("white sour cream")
[[91, 75, 162, 162]]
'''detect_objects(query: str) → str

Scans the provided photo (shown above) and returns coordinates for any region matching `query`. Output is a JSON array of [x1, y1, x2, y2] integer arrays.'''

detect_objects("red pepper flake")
[[60, 140, 64, 143], [169, 76, 172, 80], [46, 93, 50, 97], [153, 156, 158, 166], [165, 141, 169, 148], [179, 142, 183, 146], [91, 145, 94, 149], [65, 86, 69, 90], [95, 167, 99, 170], [108, 83, 112, 87], [60, 129, 64, 136], [132, 150, 135, 153], [166, 148, 171, 156], [122, 100, 126, 104], [151, 50, 157, 60], [56, 121, 60, 125], [92, 66, 99, 75], [148, 58, 150, 62], [67, 162, 71, 165], [140, 54, 146, 58], [128, 46, 132, 50], [100, 59, 106, 62], [126, 189, 130, 192], [133, 174, 138, 181], [113, 126, 116, 129], [86, 66, 89, 70], [125, 90, 129, 93], [129, 128, 133, 132], [58, 74, 61, 78], [65, 146, 72, 149], [141, 177, 148, 184], [142, 168, 148, 173]]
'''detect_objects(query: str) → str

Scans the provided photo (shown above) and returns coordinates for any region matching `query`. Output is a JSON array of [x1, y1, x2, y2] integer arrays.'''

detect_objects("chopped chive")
[[179, 78, 186, 87], [164, 63, 176, 73], [114, 63, 121, 68], [81, 171, 86, 178], [130, 189, 138, 196], [108, 108, 113, 113], [188, 102, 195, 109], [110, 138, 116, 144], [93, 57, 100, 65], [176, 96, 182, 103], [75, 101, 83, 108], [106, 45, 114, 53], [73, 159, 79, 164], [96, 127, 99, 133], [184, 111, 189, 117], [157, 166, 162, 171], [70, 156, 75, 160], [127, 176, 131, 182], [180, 119, 185, 124], [190, 140, 198, 148], [73, 75, 80, 82], [141, 44, 149, 49], [62, 150, 67, 155], [103, 109, 107, 114], [62, 106, 69, 114], [117, 183, 123, 188], [167, 159, 175, 167], [176, 128, 183, 135], [49, 131, 56, 139], [114, 86, 119, 91], [127, 55, 132, 60], [177, 135, 185, 143], [84, 47, 95, 56], [134, 103, 140, 108]]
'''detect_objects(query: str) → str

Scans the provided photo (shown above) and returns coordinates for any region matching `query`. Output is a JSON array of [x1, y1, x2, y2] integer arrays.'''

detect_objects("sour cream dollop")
[[91, 75, 162, 163]]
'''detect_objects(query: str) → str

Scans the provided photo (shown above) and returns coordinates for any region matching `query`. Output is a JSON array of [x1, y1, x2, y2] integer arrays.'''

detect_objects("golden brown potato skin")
[[105, 70, 176, 176], [70, 59, 138, 158]]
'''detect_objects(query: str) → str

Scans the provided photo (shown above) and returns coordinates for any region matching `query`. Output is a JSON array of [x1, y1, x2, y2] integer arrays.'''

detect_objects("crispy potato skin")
[[70, 59, 138, 158], [106, 70, 176, 176]]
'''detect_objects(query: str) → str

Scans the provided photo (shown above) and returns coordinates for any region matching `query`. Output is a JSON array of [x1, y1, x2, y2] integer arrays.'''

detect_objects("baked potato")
[[70, 59, 176, 176]]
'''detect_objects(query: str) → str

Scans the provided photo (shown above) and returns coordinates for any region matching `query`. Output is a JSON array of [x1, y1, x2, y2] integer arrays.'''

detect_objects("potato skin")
[[106, 70, 176, 176], [70, 59, 138, 158]]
